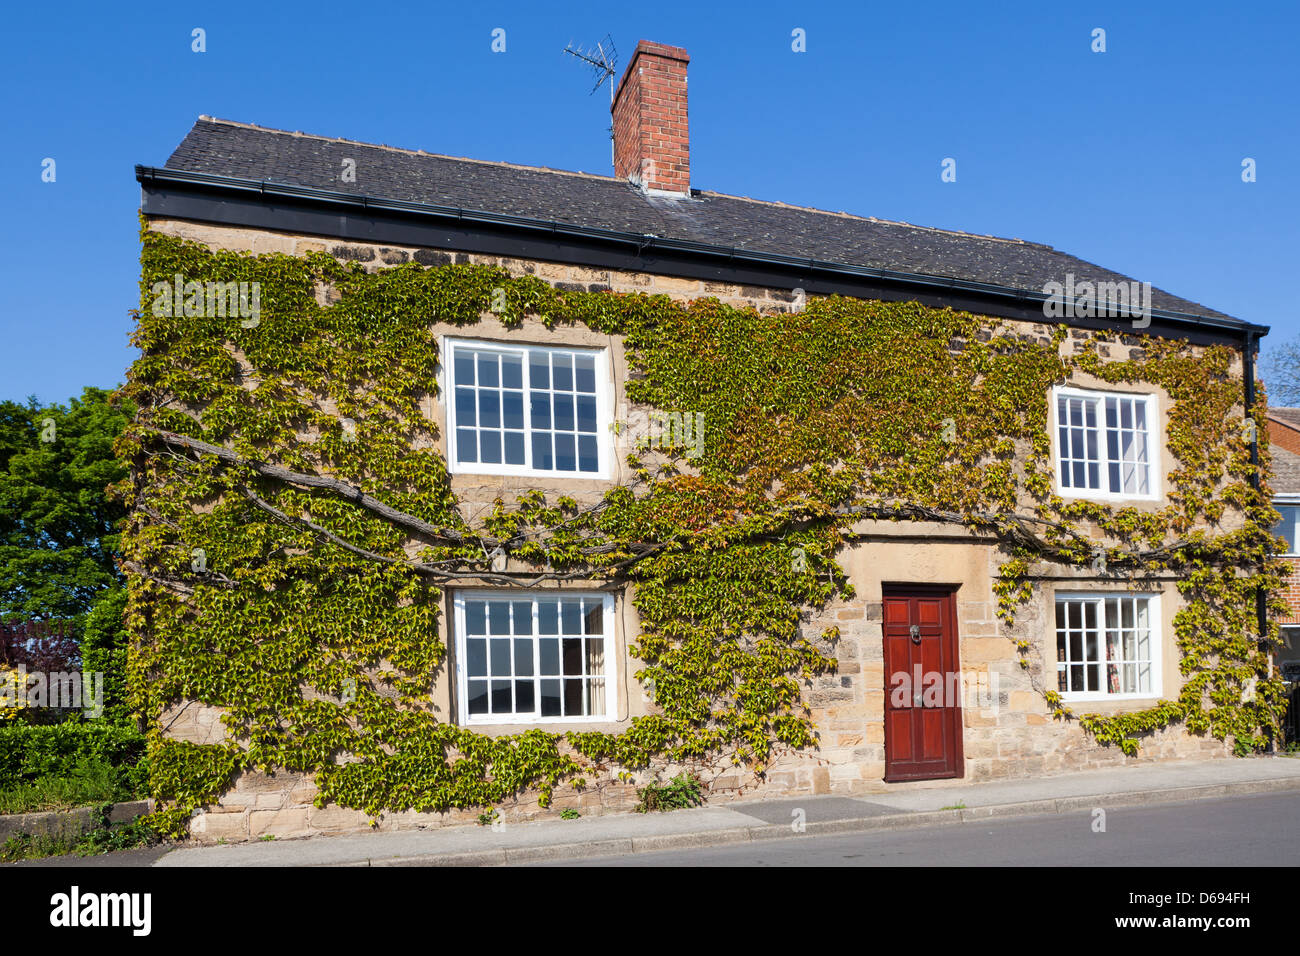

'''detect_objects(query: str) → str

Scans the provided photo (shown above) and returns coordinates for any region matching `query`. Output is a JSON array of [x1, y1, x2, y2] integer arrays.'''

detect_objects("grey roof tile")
[[1270, 408, 1300, 429], [160, 117, 1237, 322], [1273, 447, 1300, 495]]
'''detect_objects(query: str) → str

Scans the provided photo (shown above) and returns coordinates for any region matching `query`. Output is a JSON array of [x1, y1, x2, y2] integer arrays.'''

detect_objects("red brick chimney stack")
[[611, 40, 690, 196]]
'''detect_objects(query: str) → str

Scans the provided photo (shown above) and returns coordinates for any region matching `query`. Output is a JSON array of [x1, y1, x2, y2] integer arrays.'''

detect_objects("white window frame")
[[452, 589, 618, 726], [442, 337, 613, 480], [1053, 591, 1162, 702], [1051, 385, 1160, 502], [1272, 498, 1300, 556]]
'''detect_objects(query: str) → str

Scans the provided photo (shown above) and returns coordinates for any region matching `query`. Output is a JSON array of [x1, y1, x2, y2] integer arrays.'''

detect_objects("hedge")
[[0, 721, 147, 793]]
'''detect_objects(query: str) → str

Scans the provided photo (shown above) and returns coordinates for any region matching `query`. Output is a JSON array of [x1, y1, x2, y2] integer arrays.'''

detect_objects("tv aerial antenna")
[[563, 36, 619, 164]]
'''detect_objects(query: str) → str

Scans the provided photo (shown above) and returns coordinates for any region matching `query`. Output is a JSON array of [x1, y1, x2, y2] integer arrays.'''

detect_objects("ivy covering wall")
[[117, 227, 1288, 833]]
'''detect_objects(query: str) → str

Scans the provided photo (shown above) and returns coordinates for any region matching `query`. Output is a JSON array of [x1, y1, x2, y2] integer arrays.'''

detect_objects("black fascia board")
[[136, 165, 1269, 346]]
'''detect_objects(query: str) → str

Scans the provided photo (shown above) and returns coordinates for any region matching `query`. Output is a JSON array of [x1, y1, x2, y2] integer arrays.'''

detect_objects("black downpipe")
[[1243, 331, 1275, 752]]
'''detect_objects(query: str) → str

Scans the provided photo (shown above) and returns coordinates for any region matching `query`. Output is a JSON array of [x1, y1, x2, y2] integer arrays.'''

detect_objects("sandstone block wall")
[[144, 217, 1234, 842]]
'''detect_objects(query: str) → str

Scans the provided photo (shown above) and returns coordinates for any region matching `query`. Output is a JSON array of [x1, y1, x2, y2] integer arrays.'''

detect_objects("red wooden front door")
[[882, 584, 964, 782]]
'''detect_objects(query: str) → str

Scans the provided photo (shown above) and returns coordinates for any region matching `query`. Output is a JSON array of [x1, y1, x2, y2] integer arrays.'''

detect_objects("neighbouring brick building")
[[1265, 410, 1300, 737], [135, 39, 1272, 841]]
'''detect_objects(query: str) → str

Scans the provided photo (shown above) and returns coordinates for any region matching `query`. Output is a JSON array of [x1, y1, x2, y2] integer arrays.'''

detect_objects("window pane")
[[538, 601, 559, 634], [540, 679, 562, 716], [503, 391, 524, 429], [477, 353, 499, 388], [532, 432, 553, 470], [480, 430, 502, 464], [454, 349, 475, 386], [578, 435, 599, 473], [539, 637, 560, 675], [555, 433, 576, 472], [561, 601, 582, 634], [514, 639, 534, 677], [588, 677, 606, 715], [553, 394, 575, 431], [585, 638, 605, 676], [465, 601, 487, 634], [575, 354, 596, 392], [576, 395, 598, 433], [488, 602, 510, 635], [553, 354, 573, 391], [512, 601, 532, 634], [529, 350, 550, 389], [530, 392, 551, 430], [466, 638, 486, 677], [504, 431, 525, 465], [478, 390, 500, 429], [1275, 507, 1300, 553], [490, 638, 511, 675], [455, 387, 476, 426], [583, 600, 603, 634], [515, 680, 535, 714], [562, 638, 583, 675], [564, 678, 584, 715], [501, 353, 523, 390], [491, 679, 512, 714], [467, 680, 489, 715], [456, 429, 477, 463]]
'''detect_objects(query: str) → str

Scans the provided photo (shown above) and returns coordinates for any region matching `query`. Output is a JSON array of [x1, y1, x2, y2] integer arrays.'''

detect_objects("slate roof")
[[162, 116, 1237, 322], [1270, 408, 1300, 430], [1272, 446, 1300, 495]]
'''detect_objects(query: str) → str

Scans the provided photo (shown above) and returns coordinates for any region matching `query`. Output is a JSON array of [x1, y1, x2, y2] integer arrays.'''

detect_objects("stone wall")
[[143, 216, 1235, 842]]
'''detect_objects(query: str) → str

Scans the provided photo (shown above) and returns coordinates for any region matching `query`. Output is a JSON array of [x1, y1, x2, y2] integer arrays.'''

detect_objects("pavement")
[[130, 754, 1300, 867]]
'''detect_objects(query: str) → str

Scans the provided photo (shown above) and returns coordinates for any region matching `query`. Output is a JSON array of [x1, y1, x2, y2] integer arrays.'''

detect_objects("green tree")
[[0, 388, 132, 624]]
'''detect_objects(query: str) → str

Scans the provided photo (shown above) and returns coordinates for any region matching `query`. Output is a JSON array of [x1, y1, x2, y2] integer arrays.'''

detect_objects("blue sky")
[[2, 0, 1296, 405]]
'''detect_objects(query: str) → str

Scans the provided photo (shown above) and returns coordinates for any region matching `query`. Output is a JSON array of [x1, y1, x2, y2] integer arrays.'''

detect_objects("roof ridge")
[[193, 115, 625, 184], [194, 116, 1053, 248], [695, 189, 1047, 248]]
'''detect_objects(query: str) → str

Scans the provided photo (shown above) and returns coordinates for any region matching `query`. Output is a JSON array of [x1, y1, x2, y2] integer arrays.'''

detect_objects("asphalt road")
[[528, 792, 1300, 866]]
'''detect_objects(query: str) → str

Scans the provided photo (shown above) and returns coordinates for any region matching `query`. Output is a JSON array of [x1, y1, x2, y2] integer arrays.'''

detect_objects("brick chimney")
[[611, 40, 690, 196]]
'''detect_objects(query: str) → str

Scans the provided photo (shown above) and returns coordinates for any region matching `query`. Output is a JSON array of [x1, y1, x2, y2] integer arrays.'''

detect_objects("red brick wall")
[[1278, 556, 1300, 623], [1268, 415, 1300, 456], [611, 40, 690, 194]]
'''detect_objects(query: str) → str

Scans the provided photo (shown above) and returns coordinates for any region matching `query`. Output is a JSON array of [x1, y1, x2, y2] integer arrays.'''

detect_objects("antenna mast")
[[563, 35, 619, 166]]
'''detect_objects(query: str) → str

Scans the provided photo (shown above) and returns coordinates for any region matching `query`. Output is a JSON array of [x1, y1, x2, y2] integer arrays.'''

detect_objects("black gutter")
[[135, 165, 1269, 342]]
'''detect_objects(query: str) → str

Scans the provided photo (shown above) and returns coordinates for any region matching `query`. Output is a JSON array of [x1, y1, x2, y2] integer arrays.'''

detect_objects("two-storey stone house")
[[131, 40, 1274, 841]]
